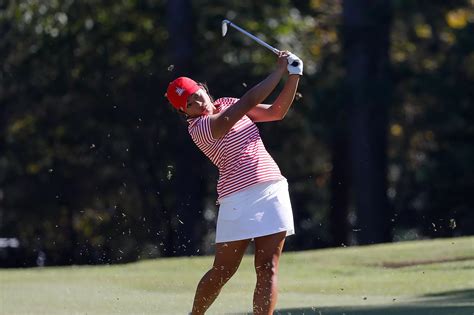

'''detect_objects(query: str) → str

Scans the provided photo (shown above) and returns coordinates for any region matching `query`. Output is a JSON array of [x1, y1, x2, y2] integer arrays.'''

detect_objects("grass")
[[1, 236, 473, 315]]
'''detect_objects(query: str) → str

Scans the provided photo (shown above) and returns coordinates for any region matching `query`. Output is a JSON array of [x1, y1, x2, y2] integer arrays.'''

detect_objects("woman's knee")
[[209, 263, 239, 284], [254, 255, 279, 277]]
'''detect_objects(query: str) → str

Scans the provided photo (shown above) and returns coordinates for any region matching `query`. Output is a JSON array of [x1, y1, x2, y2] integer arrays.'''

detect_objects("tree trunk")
[[329, 133, 350, 246], [342, 0, 392, 244], [166, 0, 205, 256], [166, 0, 194, 76]]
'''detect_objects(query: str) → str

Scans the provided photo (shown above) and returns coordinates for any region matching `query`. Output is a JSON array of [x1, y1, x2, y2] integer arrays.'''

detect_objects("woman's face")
[[185, 88, 214, 117]]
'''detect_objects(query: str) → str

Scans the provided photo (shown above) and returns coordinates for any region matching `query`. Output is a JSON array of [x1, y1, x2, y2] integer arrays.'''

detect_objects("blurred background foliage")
[[0, 0, 473, 266]]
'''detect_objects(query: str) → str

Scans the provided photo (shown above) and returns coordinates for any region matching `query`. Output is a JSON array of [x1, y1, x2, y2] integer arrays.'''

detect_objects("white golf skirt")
[[215, 179, 295, 243]]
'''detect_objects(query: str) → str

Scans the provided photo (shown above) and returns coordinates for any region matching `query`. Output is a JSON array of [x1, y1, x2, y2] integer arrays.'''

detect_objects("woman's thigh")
[[253, 232, 287, 267], [213, 239, 251, 271]]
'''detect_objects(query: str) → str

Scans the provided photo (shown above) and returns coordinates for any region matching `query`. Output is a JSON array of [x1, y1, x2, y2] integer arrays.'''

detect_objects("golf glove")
[[287, 53, 303, 76]]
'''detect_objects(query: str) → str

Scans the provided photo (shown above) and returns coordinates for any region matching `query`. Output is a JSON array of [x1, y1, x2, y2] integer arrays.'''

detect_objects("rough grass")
[[1, 236, 473, 314]]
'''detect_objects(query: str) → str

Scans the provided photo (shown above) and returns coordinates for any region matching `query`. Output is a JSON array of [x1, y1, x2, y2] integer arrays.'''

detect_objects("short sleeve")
[[187, 97, 240, 147], [215, 97, 240, 108], [188, 115, 216, 146]]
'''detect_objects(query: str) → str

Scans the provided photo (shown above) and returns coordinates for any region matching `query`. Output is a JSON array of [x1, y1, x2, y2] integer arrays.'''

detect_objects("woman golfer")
[[166, 51, 302, 314]]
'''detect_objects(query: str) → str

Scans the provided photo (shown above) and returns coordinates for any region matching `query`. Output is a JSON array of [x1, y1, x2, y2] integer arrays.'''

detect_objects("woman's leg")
[[191, 238, 251, 314], [253, 231, 287, 315]]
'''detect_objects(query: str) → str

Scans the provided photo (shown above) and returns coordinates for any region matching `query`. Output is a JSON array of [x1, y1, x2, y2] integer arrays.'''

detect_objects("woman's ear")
[[178, 109, 189, 118]]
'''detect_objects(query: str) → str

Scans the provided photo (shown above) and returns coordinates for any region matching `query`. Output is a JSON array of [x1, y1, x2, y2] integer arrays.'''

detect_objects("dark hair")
[[198, 82, 214, 103]]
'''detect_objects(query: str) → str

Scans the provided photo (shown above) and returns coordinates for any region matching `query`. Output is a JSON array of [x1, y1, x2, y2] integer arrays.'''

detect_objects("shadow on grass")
[[273, 289, 474, 315]]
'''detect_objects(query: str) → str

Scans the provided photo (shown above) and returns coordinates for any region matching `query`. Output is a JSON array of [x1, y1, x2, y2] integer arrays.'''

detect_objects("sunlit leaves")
[[11, 0, 70, 37], [7, 115, 37, 140], [446, 9, 469, 29], [390, 124, 403, 137], [389, 0, 474, 237], [415, 23, 432, 39]]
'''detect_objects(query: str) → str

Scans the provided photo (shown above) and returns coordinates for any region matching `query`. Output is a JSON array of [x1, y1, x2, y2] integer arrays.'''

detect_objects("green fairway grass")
[[1, 237, 473, 314]]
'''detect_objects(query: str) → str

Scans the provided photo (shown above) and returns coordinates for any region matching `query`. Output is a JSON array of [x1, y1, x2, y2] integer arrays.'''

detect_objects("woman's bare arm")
[[208, 54, 288, 139], [246, 75, 300, 122]]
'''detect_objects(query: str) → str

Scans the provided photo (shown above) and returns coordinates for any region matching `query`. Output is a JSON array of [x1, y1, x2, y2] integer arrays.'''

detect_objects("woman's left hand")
[[287, 52, 303, 76]]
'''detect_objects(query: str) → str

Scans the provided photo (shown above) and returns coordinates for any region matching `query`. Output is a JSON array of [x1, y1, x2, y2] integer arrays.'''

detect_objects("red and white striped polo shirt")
[[187, 97, 284, 199]]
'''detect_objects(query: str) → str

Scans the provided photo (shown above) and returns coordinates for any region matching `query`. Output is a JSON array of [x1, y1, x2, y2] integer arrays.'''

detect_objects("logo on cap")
[[175, 87, 185, 96]]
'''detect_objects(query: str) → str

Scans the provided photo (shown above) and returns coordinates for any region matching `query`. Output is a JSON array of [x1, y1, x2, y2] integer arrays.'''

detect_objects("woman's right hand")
[[277, 51, 290, 73]]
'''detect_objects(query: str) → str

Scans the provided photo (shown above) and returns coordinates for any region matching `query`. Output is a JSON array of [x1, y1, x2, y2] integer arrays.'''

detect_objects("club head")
[[222, 19, 230, 37]]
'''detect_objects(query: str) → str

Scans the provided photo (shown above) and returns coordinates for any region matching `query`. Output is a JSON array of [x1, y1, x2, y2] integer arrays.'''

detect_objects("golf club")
[[221, 19, 300, 67]]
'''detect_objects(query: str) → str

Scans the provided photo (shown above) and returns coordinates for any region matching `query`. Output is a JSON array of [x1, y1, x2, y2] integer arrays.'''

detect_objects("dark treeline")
[[1, 0, 473, 267]]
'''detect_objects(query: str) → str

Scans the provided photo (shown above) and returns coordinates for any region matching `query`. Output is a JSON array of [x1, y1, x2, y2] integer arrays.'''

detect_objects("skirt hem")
[[215, 228, 295, 244]]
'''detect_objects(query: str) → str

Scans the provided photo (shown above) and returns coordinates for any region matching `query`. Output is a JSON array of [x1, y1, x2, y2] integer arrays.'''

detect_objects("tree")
[[388, 0, 474, 238], [1, 0, 472, 267], [342, 0, 392, 244], [165, 0, 207, 256]]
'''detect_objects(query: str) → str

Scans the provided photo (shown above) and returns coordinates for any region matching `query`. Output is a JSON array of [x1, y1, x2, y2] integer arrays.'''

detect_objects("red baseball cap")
[[166, 77, 200, 111]]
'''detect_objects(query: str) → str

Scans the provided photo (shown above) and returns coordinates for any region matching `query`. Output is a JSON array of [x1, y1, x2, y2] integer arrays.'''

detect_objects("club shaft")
[[227, 22, 280, 55]]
